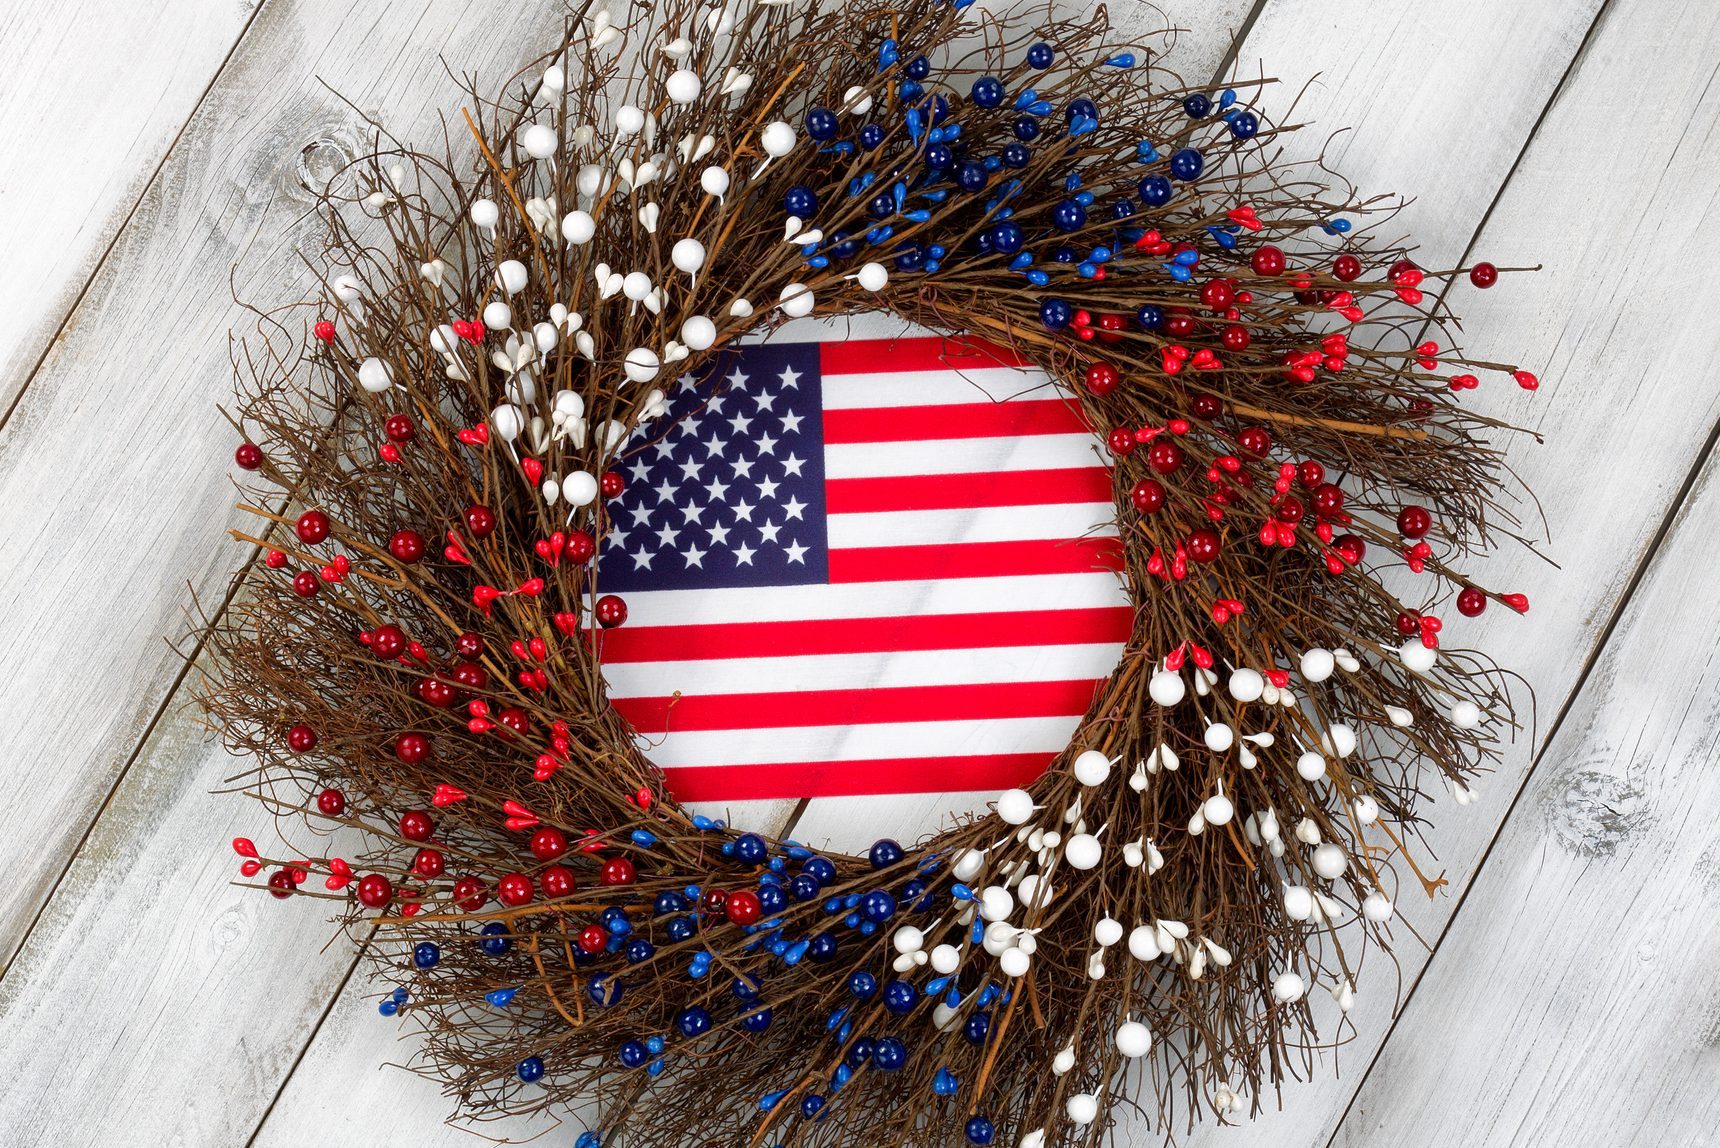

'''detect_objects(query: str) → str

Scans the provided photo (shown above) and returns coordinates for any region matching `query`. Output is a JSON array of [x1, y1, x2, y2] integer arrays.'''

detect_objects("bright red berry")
[[452, 876, 487, 911], [1297, 460, 1325, 489], [1221, 324, 1250, 352], [1107, 427, 1136, 455], [595, 595, 629, 628], [726, 890, 763, 926], [296, 510, 330, 544], [412, 848, 445, 878], [531, 827, 569, 861], [1185, 528, 1222, 564], [464, 505, 496, 538], [1131, 479, 1166, 513], [1332, 254, 1362, 282], [1251, 245, 1285, 276], [313, 319, 336, 343], [1200, 279, 1234, 310], [1147, 441, 1183, 475], [577, 924, 608, 953], [1084, 361, 1120, 395], [497, 707, 531, 739], [287, 724, 318, 753], [540, 865, 576, 899], [291, 570, 319, 597], [600, 856, 637, 886], [497, 873, 533, 907], [566, 531, 596, 564], [356, 874, 393, 908], [388, 529, 425, 563], [399, 810, 434, 841], [385, 414, 415, 442], [1456, 587, 1487, 617], [316, 787, 345, 816], [395, 733, 431, 765], [370, 624, 406, 659], [235, 442, 264, 470], [600, 470, 626, 499], [417, 677, 457, 707], [1397, 505, 1432, 539], [1469, 261, 1498, 288]]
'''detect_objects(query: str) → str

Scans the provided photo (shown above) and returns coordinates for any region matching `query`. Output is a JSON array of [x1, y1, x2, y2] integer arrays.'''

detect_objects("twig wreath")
[[199, 0, 1544, 1144]]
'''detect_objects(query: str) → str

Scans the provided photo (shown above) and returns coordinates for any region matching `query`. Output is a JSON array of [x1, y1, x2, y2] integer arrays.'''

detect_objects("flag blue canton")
[[600, 341, 828, 591]]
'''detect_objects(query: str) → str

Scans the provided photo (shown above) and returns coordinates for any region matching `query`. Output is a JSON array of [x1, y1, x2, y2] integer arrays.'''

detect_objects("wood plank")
[[789, 0, 1608, 857], [0, 3, 586, 1145], [0, 0, 259, 417], [1327, 0, 1720, 1141], [245, 7, 1255, 1145]]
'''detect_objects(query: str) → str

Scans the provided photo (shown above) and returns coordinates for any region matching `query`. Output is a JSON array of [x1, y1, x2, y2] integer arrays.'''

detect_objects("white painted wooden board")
[[0, 0, 259, 416], [789, 0, 1607, 854], [245, 9, 1255, 1145]]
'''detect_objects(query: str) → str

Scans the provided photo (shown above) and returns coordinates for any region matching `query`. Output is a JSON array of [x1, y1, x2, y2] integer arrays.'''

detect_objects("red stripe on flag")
[[823, 399, 1088, 444], [826, 467, 1112, 513], [662, 753, 1053, 801], [603, 606, 1133, 663], [819, 335, 1032, 376], [828, 537, 1123, 583], [615, 678, 1103, 733]]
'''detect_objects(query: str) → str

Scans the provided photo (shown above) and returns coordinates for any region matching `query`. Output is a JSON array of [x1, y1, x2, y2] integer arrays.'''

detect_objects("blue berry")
[[872, 1036, 907, 1071], [801, 1094, 827, 1119], [1040, 298, 1073, 328], [893, 242, 927, 272], [675, 1006, 712, 1039], [413, 942, 440, 969], [989, 222, 1024, 254], [619, 1040, 649, 1068], [848, 971, 878, 998], [882, 980, 919, 1014], [479, 923, 511, 955], [804, 106, 838, 140], [924, 143, 954, 170], [652, 891, 688, 915], [1065, 98, 1098, 124], [1230, 111, 1260, 139], [624, 937, 655, 964], [970, 76, 1004, 108], [1026, 42, 1054, 69], [905, 54, 930, 80], [1012, 116, 1040, 142], [1183, 93, 1212, 119], [1136, 304, 1165, 330], [588, 973, 624, 1008], [828, 232, 859, 260], [1138, 174, 1173, 206], [861, 890, 898, 922], [1001, 142, 1030, 168], [517, 1056, 545, 1083], [732, 974, 763, 1001], [955, 162, 988, 192], [869, 839, 905, 869], [963, 1013, 991, 1044], [790, 873, 822, 902], [807, 932, 840, 963], [665, 916, 695, 942], [965, 1115, 996, 1144], [758, 884, 787, 915], [741, 1006, 773, 1033], [846, 1037, 875, 1067], [867, 192, 896, 220], [804, 856, 837, 884], [1111, 199, 1136, 220], [1052, 200, 1086, 232], [1170, 147, 1204, 181], [733, 832, 770, 865], [859, 123, 885, 150]]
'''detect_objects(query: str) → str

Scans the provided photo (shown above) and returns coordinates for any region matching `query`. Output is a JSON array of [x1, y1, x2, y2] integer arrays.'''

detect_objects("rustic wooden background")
[[2, 0, 1716, 1144]]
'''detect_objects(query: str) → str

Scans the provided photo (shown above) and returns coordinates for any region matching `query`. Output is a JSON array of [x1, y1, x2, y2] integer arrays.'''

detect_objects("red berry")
[[498, 707, 532, 739], [577, 924, 608, 953], [1185, 528, 1222, 564], [1251, 245, 1286, 276], [412, 848, 445, 878], [1311, 483, 1345, 518], [265, 549, 288, 569], [235, 442, 264, 470], [540, 865, 576, 899], [417, 676, 457, 707], [1221, 324, 1251, 352], [1200, 279, 1234, 310], [370, 624, 406, 659], [454, 632, 486, 659], [1106, 427, 1136, 455], [1395, 611, 1421, 636], [1236, 427, 1272, 458], [287, 724, 318, 753], [395, 733, 432, 765], [566, 531, 596, 564], [385, 414, 415, 442], [1469, 261, 1498, 288], [1456, 587, 1487, 617], [452, 661, 488, 690], [316, 787, 345, 816], [388, 529, 425, 563], [595, 595, 628, 628], [701, 888, 730, 915], [1297, 460, 1325, 489], [1332, 254, 1362, 282], [530, 827, 569, 861], [600, 856, 637, 886], [292, 570, 319, 597], [268, 869, 296, 898], [452, 876, 487, 911], [1147, 441, 1184, 475], [1397, 505, 1432, 539], [497, 872, 533, 907], [1191, 393, 1223, 421], [464, 505, 496, 538], [725, 890, 763, 925], [1130, 479, 1166, 514], [1084, 361, 1120, 395], [399, 810, 434, 841], [600, 470, 626, 499], [1332, 534, 1366, 566], [1163, 309, 1197, 338], [1094, 312, 1127, 343], [1388, 258, 1419, 282], [313, 319, 336, 343], [356, 873, 393, 908], [1274, 496, 1304, 524], [296, 511, 330, 545]]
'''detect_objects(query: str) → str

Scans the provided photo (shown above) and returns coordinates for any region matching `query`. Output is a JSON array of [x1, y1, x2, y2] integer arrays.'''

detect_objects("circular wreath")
[[201, 1, 1541, 1145]]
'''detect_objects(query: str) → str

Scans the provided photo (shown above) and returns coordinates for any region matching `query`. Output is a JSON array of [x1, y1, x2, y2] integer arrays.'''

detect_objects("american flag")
[[597, 324, 1129, 803]]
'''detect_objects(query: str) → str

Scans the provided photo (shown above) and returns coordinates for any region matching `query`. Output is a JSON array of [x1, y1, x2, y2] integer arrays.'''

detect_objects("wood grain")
[[0, 0, 262, 417]]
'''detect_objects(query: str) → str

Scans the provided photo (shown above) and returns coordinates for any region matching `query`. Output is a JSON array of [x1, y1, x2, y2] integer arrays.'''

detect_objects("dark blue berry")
[[1183, 93, 1212, 119], [758, 884, 787, 914], [848, 971, 878, 998], [846, 1037, 875, 1067], [665, 915, 695, 942], [801, 1094, 827, 1119], [893, 242, 926, 271], [618, 1040, 649, 1068], [1170, 147, 1204, 181], [741, 1006, 773, 1033], [965, 1115, 995, 1144], [653, 891, 688, 915], [925, 143, 954, 170], [970, 76, 1004, 108], [517, 1056, 545, 1083], [1065, 98, 1098, 124], [1230, 111, 1260, 139], [733, 832, 770, 865], [861, 890, 897, 922], [807, 931, 840, 962], [588, 973, 623, 1008], [955, 161, 988, 192], [790, 873, 822, 902], [1052, 200, 1086, 232], [624, 937, 655, 964], [413, 942, 440, 969], [882, 980, 918, 1014], [1139, 174, 1173, 206], [1012, 116, 1040, 142], [803, 856, 837, 884], [905, 54, 930, 80], [781, 186, 817, 218], [1111, 199, 1136, 220], [963, 1013, 991, 1044], [989, 222, 1024, 254], [1001, 142, 1030, 168], [872, 1036, 907, 1071], [675, 1006, 712, 1039], [479, 923, 511, 955], [732, 974, 763, 1001], [804, 106, 838, 140], [1040, 298, 1073, 328], [829, 232, 859, 260], [859, 123, 885, 150], [867, 192, 896, 220], [1026, 42, 1054, 69], [1136, 304, 1165, 329]]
